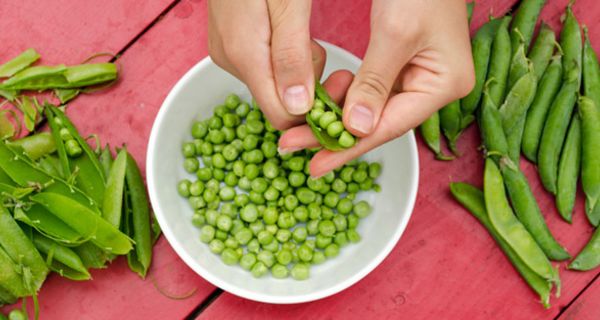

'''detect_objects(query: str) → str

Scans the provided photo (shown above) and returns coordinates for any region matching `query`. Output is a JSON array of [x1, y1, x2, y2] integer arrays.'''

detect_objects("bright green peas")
[[208, 116, 223, 130], [236, 102, 250, 117], [306, 177, 325, 191], [315, 234, 332, 249], [193, 139, 204, 153], [257, 230, 274, 245], [347, 214, 359, 229], [333, 215, 348, 231], [323, 192, 340, 208], [307, 203, 322, 220], [240, 253, 257, 270], [276, 229, 292, 243], [263, 207, 279, 225], [324, 243, 340, 258], [178, 179, 192, 197], [182, 142, 196, 157], [192, 212, 206, 227], [293, 206, 309, 222], [213, 144, 225, 153], [200, 141, 213, 156], [225, 93, 241, 109], [247, 239, 260, 254], [242, 134, 260, 151], [312, 251, 326, 264], [265, 224, 278, 235], [291, 263, 310, 280], [246, 119, 265, 134], [247, 110, 263, 122], [221, 248, 240, 265], [210, 153, 225, 169], [347, 193, 356, 200], [249, 191, 265, 204], [206, 179, 220, 191], [277, 249, 293, 265], [230, 139, 243, 151], [293, 227, 308, 243], [278, 212, 296, 229], [203, 188, 218, 203], [183, 157, 199, 173], [232, 160, 245, 177], [321, 206, 334, 220], [313, 98, 325, 109], [272, 264, 289, 279], [220, 202, 237, 218], [251, 261, 268, 278], [207, 201, 220, 210], [369, 162, 382, 178], [241, 204, 259, 223], [347, 182, 359, 193], [212, 168, 225, 181], [238, 176, 252, 191], [326, 121, 344, 138], [297, 244, 313, 262], [234, 194, 250, 207], [287, 156, 305, 171], [188, 196, 206, 209], [296, 188, 316, 205], [263, 239, 279, 252], [338, 131, 356, 148], [272, 177, 289, 191], [64, 139, 82, 157], [263, 132, 278, 142], [209, 239, 225, 254], [334, 232, 349, 247], [234, 227, 253, 245], [218, 186, 236, 201], [251, 178, 269, 193], [319, 111, 337, 128], [192, 121, 209, 138], [249, 220, 265, 236], [337, 198, 353, 215], [354, 201, 372, 218], [319, 220, 336, 237], [322, 171, 335, 184], [340, 167, 355, 183], [347, 229, 361, 243], [189, 181, 205, 196], [257, 250, 275, 267], [244, 164, 260, 179], [315, 193, 323, 205], [236, 124, 249, 139], [360, 179, 373, 190], [243, 149, 264, 163], [261, 141, 277, 158], [284, 194, 299, 211], [332, 178, 347, 193], [208, 130, 225, 144], [310, 108, 324, 122], [200, 225, 216, 243], [288, 171, 306, 187], [225, 237, 239, 249], [222, 113, 239, 128], [222, 127, 236, 142], [352, 169, 368, 183], [264, 187, 280, 202], [307, 220, 319, 235], [224, 172, 238, 186], [282, 241, 296, 251], [214, 105, 229, 117]]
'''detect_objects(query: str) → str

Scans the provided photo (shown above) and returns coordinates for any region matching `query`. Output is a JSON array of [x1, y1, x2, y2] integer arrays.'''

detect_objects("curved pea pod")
[[461, 19, 502, 119], [98, 145, 114, 178], [54, 88, 80, 104], [578, 96, 600, 226], [8, 132, 56, 161], [0, 167, 12, 185], [103, 149, 127, 228], [499, 157, 570, 260], [0, 65, 68, 90], [507, 35, 530, 91], [418, 112, 453, 161], [528, 23, 556, 81], [487, 16, 512, 107], [484, 159, 560, 287], [509, 0, 547, 55], [560, 4, 582, 85], [556, 114, 581, 222], [31, 192, 133, 255], [63, 63, 117, 87], [0, 205, 49, 292], [123, 151, 152, 278], [583, 27, 600, 110], [569, 226, 600, 271], [46, 105, 106, 207], [439, 100, 462, 155], [450, 182, 553, 307], [506, 117, 526, 165], [499, 70, 537, 135], [537, 65, 580, 194], [74, 242, 110, 269], [522, 55, 563, 162], [478, 88, 508, 157], [36, 155, 64, 178], [13, 205, 86, 246], [0, 48, 40, 78], [32, 233, 91, 281], [0, 246, 29, 298]]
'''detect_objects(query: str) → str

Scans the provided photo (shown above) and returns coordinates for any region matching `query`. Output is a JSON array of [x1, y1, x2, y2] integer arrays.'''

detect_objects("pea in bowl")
[[147, 41, 419, 304]]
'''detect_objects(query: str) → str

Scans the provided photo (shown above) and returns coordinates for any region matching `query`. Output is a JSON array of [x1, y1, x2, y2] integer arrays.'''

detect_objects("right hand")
[[207, 0, 325, 130]]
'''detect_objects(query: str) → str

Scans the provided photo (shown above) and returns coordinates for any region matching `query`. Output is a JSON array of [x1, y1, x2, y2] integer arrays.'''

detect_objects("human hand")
[[279, 0, 475, 177], [207, 0, 325, 130]]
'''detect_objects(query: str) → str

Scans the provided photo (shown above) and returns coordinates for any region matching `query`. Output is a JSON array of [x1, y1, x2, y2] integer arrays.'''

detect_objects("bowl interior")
[[147, 42, 419, 304]]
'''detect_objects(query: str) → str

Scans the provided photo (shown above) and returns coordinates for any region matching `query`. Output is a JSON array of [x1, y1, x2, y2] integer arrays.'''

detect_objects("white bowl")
[[147, 41, 419, 304]]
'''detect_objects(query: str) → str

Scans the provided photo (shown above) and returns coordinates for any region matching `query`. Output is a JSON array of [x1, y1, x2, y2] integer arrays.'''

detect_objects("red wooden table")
[[1, 0, 600, 319]]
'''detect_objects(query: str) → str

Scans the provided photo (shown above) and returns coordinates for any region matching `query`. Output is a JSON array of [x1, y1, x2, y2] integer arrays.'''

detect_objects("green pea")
[[354, 201, 372, 218], [209, 239, 225, 254], [199, 141, 213, 156], [288, 171, 306, 187], [251, 178, 269, 193], [333, 215, 348, 231], [240, 253, 257, 270], [293, 206, 309, 222], [188, 196, 206, 210], [284, 194, 299, 211], [220, 202, 237, 218], [312, 251, 326, 264], [196, 167, 212, 181], [277, 212, 296, 229], [238, 176, 251, 191], [318, 220, 336, 237], [324, 243, 340, 258], [192, 121, 209, 138], [319, 111, 337, 129], [200, 225, 216, 243], [334, 232, 349, 247], [337, 198, 353, 215], [326, 121, 344, 138], [264, 187, 280, 202], [236, 102, 251, 117], [224, 237, 239, 249], [182, 142, 196, 157], [246, 119, 264, 135], [246, 110, 263, 122], [177, 179, 192, 197], [224, 172, 239, 186], [297, 244, 313, 262], [221, 248, 240, 265], [331, 178, 347, 193], [232, 160, 245, 177], [291, 263, 310, 280], [241, 204, 259, 223], [208, 116, 223, 130], [192, 212, 206, 228], [321, 206, 334, 220], [340, 167, 355, 183], [243, 164, 260, 180], [271, 264, 289, 279], [247, 239, 260, 254], [338, 131, 355, 148], [306, 177, 325, 191], [347, 229, 361, 243], [262, 238, 280, 252], [234, 227, 253, 245], [276, 229, 292, 243], [293, 227, 308, 243], [257, 250, 275, 267], [277, 249, 293, 265], [287, 156, 305, 172], [307, 220, 319, 236], [234, 194, 250, 207], [323, 192, 340, 208], [347, 214, 359, 229], [249, 191, 265, 204], [188, 181, 204, 197], [249, 220, 265, 236], [251, 261, 268, 278]]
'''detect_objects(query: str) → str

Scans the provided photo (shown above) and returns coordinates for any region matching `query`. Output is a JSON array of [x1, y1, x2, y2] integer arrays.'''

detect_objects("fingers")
[[278, 70, 354, 152], [267, 0, 314, 115], [311, 40, 327, 81], [310, 91, 443, 177]]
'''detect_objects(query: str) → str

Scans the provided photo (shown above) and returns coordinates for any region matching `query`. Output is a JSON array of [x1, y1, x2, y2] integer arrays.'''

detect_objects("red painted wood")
[[197, 0, 600, 319], [558, 277, 600, 320]]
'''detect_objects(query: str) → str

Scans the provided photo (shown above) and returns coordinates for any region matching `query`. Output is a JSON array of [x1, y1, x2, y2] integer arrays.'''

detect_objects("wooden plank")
[[0, 0, 217, 319], [196, 0, 600, 319], [558, 275, 600, 320]]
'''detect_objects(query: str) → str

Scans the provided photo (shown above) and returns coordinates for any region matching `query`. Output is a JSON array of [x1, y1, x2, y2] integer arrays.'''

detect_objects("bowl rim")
[[147, 41, 419, 304]]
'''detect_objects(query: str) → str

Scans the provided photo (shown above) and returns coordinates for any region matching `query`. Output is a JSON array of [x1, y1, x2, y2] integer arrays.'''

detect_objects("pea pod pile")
[[0, 104, 156, 314], [419, 0, 600, 308], [178, 93, 381, 280]]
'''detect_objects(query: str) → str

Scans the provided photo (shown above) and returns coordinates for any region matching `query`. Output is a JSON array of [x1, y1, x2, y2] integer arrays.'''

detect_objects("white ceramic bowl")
[[147, 41, 419, 304]]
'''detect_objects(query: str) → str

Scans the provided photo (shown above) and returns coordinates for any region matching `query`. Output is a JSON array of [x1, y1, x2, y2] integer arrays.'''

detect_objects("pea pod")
[[439, 100, 462, 155], [103, 149, 127, 228], [560, 4, 582, 85], [54, 88, 80, 104], [13, 205, 86, 246], [578, 96, 600, 226], [124, 151, 152, 278], [0, 285, 17, 306], [569, 225, 600, 271], [0, 63, 117, 90], [98, 145, 114, 178], [509, 0, 547, 55], [419, 112, 453, 160], [32, 233, 91, 281], [528, 23, 557, 81], [31, 192, 133, 255], [0, 204, 49, 292], [487, 16, 512, 107], [556, 114, 581, 222], [449, 182, 552, 307], [499, 70, 537, 135], [478, 88, 508, 157], [583, 27, 600, 110], [507, 35, 530, 91], [0, 246, 28, 297], [461, 19, 501, 120], [506, 117, 527, 164], [74, 242, 110, 269], [63, 63, 117, 87], [0, 89, 18, 101], [0, 48, 40, 78], [484, 159, 559, 285], [8, 132, 56, 161], [537, 65, 580, 194], [522, 55, 563, 162], [36, 155, 64, 177]]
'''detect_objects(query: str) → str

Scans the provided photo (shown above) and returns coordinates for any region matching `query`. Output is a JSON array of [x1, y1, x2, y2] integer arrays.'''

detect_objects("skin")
[[209, 0, 474, 177]]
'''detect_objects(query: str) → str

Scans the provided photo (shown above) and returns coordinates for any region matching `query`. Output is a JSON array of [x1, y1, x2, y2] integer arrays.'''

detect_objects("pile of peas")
[[308, 98, 356, 148], [177, 94, 382, 280]]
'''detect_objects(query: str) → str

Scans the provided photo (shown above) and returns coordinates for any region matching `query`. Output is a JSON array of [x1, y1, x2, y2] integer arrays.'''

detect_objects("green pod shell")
[[583, 28, 600, 111], [487, 16, 513, 107], [556, 114, 581, 222], [419, 112, 453, 161], [559, 5, 582, 85], [509, 0, 548, 54], [0, 48, 40, 78], [439, 100, 462, 155], [578, 96, 600, 226], [528, 23, 557, 81], [32, 233, 91, 281]]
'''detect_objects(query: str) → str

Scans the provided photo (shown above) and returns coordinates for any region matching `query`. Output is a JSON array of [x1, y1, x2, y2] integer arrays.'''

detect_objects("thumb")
[[267, 0, 314, 115], [343, 32, 415, 137]]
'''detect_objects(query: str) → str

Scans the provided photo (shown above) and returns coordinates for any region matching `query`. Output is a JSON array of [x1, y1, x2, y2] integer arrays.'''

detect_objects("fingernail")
[[283, 85, 310, 115], [278, 146, 302, 155], [349, 105, 374, 134]]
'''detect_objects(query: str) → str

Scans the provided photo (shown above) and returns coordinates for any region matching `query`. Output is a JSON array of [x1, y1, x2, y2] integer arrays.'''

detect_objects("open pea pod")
[[46, 104, 106, 207], [0, 48, 40, 78], [32, 233, 90, 281], [14, 206, 87, 246], [0, 246, 29, 298], [0, 63, 117, 90], [8, 132, 56, 161]]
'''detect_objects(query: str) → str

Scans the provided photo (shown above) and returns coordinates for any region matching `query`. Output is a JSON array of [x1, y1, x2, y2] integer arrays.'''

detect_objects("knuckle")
[[375, 15, 420, 44], [447, 67, 476, 99], [355, 70, 390, 100], [273, 43, 309, 73]]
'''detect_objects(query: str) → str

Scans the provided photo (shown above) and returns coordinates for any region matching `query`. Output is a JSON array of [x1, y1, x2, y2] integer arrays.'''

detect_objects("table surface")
[[1, 0, 600, 319]]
